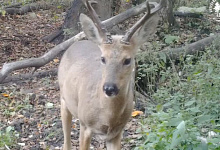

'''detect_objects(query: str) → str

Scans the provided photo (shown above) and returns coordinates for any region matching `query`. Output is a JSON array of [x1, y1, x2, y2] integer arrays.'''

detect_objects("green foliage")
[[135, 42, 220, 149], [164, 35, 179, 44], [0, 126, 18, 148], [178, 0, 208, 7]]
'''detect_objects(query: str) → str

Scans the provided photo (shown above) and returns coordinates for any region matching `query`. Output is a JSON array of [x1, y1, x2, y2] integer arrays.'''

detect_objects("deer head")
[[80, 0, 162, 97]]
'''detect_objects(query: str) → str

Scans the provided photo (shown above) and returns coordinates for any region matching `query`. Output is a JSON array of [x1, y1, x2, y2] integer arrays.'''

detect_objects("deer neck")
[[98, 79, 133, 116]]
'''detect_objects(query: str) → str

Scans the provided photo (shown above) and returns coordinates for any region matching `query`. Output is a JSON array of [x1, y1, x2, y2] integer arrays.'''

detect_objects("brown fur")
[[58, 12, 160, 150]]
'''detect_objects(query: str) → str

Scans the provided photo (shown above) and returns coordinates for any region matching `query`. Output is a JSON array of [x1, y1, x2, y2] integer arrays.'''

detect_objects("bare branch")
[[1, 69, 57, 84], [0, 32, 85, 83]]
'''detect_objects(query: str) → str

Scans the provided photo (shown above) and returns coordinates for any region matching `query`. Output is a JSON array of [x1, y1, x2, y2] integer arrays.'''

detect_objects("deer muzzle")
[[103, 82, 119, 97]]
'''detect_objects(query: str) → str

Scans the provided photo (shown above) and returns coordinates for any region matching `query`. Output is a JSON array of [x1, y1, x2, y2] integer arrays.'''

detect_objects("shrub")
[[135, 44, 220, 150]]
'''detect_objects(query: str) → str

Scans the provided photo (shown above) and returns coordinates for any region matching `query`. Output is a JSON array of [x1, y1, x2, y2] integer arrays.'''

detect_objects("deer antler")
[[83, 0, 113, 44], [121, 0, 164, 44]]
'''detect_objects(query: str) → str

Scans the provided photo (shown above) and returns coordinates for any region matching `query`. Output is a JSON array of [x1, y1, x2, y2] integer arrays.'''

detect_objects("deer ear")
[[80, 13, 103, 44], [131, 13, 160, 48]]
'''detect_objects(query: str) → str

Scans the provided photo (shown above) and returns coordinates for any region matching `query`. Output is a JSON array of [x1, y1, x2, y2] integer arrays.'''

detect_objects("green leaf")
[[185, 100, 196, 106], [208, 64, 213, 75], [177, 121, 185, 130], [168, 117, 183, 126], [2, 10, 6, 16], [6, 126, 13, 133], [170, 121, 186, 149], [57, 5, 62, 9], [156, 104, 163, 112], [189, 107, 201, 113], [164, 35, 179, 44], [198, 115, 211, 123], [159, 52, 167, 63]]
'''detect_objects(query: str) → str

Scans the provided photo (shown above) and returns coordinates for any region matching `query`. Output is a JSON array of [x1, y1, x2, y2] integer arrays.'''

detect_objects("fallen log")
[[1, 2, 51, 15], [161, 33, 220, 59], [174, 11, 204, 18]]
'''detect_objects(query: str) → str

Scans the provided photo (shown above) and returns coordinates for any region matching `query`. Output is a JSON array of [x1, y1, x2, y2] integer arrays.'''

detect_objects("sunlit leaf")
[[46, 102, 54, 108], [37, 123, 41, 128], [6, 126, 13, 133], [164, 35, 179, 44], [2, 10, 6, 17], [1, 93, 9, 97], [132, 111, 143, 117], [53, 58, 59, 63], [72, 124, 76, 129]]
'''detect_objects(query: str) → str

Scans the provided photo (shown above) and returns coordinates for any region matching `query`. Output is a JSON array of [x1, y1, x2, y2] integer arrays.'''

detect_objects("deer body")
[[58, 1, 163, 149], [59, 38, 134, 138]]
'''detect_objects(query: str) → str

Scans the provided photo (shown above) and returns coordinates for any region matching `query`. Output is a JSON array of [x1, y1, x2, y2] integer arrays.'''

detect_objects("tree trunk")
[[167, 0, 178, 27], [43, 0, 114, 44]]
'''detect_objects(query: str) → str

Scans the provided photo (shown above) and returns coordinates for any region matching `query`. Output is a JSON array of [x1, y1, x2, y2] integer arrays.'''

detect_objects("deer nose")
[[103, 83, 119, 97]]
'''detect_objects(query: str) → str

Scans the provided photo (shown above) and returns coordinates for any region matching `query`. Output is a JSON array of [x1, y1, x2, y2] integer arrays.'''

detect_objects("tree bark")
[[166, 0, 178, 27], [43, 0, 114, 44]]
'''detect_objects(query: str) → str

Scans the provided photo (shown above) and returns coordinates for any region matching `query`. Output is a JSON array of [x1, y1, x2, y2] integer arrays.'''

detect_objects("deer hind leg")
[[106, 131, 122, 150], [61, 98, 72, 150], [79, 124, 92, 150]]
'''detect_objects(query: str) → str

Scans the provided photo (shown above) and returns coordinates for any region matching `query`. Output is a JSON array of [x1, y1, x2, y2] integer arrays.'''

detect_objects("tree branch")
[[2, 34, 220, 84], [1, 69, 57, 84], [0, 32, 85, 83]]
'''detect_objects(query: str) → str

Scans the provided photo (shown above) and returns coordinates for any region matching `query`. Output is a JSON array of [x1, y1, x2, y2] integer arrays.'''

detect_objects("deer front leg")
[[79, 124, 92, 150], [106, 131, 122, 150], [61, 98, 72, 150]]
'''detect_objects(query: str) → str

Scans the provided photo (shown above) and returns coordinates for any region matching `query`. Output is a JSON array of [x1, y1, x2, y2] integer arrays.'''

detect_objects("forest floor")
[[0, 5, 220, 150]]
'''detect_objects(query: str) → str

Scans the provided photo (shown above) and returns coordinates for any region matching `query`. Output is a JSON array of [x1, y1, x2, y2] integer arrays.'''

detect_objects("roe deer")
[[58, 0, 163, 149]]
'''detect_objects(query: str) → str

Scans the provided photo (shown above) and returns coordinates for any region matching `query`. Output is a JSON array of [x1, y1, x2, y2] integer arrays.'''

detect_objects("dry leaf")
[[37, 123, 41, 128], [1, 93, 9, 97], [132, 110, 143, 117], [53, 58, 59, 63]]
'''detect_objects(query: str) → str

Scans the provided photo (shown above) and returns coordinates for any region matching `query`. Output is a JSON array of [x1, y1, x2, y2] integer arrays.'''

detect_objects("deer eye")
[[123, 58, 131, 65], [101, 57, 106, 64]]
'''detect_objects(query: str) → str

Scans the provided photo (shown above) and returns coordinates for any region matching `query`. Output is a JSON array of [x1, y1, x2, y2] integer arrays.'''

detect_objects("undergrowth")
[[0, 126, 18, 149], [135, 40, 220, 149]]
